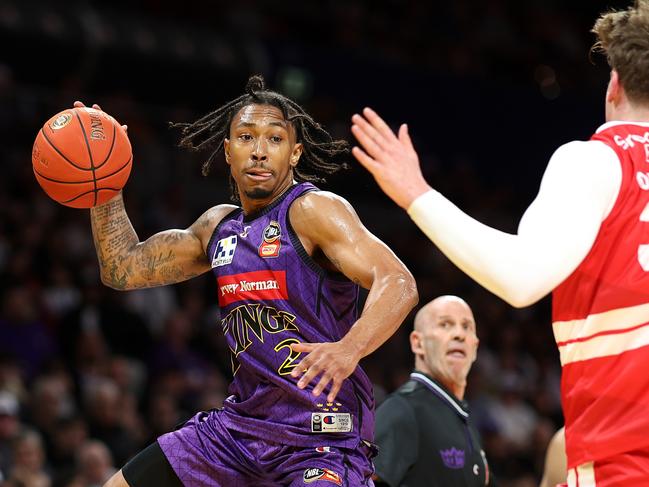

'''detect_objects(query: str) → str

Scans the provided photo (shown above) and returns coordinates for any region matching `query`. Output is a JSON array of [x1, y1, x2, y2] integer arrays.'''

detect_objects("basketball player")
[[81, 75, 418, 486], [351, 1, 649, 485]]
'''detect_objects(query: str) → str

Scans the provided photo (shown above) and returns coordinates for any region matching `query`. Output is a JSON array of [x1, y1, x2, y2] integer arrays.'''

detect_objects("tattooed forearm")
[[89, 194, 210, 290], [91, 195, 138, 288]]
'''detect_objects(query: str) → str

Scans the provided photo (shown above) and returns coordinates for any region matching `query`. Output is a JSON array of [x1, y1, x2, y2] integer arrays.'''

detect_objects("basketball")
[[31, 107, 132, 208]]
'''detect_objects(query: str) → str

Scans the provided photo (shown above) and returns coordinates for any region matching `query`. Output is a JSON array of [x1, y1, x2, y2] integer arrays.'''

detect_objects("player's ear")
[[410, 330, 424, 356], [224, 138, 231, 166], [290, 143, 303, 167], [607, 70, 621, 105]]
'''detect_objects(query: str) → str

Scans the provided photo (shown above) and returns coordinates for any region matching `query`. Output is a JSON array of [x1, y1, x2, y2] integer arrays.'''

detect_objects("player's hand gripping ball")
[[32, 107, 132, 208]]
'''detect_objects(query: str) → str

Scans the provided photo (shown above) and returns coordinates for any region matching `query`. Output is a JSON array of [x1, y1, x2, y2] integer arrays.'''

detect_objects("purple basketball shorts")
[[157, 409, 375, 486]]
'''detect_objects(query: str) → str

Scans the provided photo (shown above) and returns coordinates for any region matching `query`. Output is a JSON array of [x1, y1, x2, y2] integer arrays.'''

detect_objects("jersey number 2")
[[275, 338, 302, 376]]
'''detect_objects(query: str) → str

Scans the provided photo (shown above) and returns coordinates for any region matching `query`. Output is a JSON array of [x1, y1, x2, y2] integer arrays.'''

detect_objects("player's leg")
[[101, 441, 182, 487], [119, 441, 183, 487]]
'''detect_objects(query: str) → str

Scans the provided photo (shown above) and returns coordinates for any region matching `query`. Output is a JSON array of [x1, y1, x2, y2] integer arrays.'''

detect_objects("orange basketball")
[[32, 107, 132, 208]]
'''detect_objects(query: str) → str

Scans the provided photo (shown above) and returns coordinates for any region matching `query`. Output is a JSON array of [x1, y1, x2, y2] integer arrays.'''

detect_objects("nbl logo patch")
[[259, 220, 281, 258], [302, 467, 342, 485], [212, 235, 237, 267]]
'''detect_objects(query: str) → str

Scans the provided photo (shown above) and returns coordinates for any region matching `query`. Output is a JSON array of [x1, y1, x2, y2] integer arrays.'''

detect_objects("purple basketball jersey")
[[205, 183, 375, 448]]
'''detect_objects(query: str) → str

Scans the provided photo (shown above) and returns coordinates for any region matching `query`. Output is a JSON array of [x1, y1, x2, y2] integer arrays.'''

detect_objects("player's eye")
[[269, 135, 283, 143], [238, 134, 253, 141]]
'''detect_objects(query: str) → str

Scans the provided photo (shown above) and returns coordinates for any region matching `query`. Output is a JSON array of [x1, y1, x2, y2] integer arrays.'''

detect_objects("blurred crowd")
[[0, 0, 627, 486]]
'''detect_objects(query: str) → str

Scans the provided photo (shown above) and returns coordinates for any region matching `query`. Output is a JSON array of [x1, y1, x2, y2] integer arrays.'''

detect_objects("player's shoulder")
[[290, 190, 359, 228], [190, 204, 240, 244], [293, 189, 354, 213], [197, 203, 240, 227], [205, 203, 240, 221], [551, 140, 618, 166], [545, 140, 620, 182]]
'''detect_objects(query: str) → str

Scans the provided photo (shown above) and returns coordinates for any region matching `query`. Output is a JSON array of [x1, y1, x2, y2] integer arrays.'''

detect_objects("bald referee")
[[373, 296, 497, 487]]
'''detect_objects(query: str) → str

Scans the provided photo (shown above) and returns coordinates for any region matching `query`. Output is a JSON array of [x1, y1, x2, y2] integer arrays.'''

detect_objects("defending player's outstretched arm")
[[352, 108, 622, 307], [288, 191, 418, 402]]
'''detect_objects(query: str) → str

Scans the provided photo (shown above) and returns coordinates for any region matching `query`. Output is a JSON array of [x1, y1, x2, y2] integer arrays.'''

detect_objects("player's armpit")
[[91, 195, 235, 290]]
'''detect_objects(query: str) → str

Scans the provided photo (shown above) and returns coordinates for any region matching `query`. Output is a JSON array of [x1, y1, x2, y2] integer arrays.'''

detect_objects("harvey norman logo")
[[217, 270, 288, 306]]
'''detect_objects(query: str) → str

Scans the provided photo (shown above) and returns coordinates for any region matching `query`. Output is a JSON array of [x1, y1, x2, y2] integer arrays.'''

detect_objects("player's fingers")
[[291, 342, 316, 353], [351, 114, 386, 149], [351, 147, 381, 173], [291, 345, 316, 377], [297, 361, 323, 389], [291, 349, 315, 378], [73, 101, 85, 108], [327, 378, 343, 403], [92, 104, 102, 111], [122, 125, 128, 133], [351, 124, 385, 159], [312, 371, 334, 397], [398, 124, 414, 150], [362, 107, 398, 142]]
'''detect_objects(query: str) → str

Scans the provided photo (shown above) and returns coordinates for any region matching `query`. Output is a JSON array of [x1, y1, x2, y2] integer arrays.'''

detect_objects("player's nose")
[[251, 138, 268, 161]]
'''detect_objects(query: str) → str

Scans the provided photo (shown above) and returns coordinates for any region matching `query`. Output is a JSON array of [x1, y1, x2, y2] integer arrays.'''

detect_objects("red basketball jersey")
[[552, 122, 649, 468]]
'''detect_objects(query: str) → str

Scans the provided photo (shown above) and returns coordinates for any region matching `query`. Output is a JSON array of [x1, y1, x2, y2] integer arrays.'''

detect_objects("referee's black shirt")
[[374, 371, 495, 487]]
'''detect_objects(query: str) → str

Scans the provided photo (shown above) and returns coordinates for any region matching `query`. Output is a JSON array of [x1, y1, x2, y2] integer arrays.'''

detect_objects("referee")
[[373, 295, 497, 487]]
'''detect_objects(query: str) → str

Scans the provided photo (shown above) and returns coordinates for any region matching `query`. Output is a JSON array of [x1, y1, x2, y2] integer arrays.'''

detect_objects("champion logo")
[[303, 467, 342, 485], [217, 270, 288, 306]]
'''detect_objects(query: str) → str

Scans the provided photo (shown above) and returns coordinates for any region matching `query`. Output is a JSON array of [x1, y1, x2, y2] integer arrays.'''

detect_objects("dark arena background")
[[0, 1, 630, 485]]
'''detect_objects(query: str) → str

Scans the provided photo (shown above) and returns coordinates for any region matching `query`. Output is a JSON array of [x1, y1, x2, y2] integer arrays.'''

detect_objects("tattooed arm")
[[90, 193, 236, 290]]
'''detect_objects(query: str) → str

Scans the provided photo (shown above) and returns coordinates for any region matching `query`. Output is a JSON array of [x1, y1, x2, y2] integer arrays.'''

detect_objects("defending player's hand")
[[73, 101, 129, 132], [290, 341, 362, 403], [351, 107, 430, 209]]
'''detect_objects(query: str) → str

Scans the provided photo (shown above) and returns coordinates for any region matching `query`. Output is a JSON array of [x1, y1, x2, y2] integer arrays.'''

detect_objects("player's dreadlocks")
[[172, 75, 349, 201]]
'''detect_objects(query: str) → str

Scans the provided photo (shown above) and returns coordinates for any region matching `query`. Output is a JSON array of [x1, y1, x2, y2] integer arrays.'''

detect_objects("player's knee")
[[103, 469, 130, 487]]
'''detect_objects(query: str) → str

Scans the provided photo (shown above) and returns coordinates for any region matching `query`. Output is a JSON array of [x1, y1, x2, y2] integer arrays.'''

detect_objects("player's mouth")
[[245, 168, 273, 181]]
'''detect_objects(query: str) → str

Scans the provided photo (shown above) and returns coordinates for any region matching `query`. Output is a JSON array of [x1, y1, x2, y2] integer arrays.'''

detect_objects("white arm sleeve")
[[407, 140, 622, 307]]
